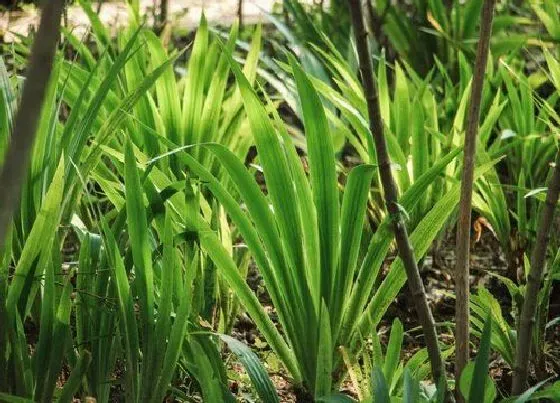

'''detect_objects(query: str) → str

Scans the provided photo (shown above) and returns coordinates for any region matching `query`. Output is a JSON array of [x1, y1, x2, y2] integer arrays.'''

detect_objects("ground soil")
[[0, 0, 309, 42]]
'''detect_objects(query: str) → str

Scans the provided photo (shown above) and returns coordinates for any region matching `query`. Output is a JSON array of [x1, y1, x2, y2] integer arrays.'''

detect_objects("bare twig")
[[0, 0, 64, 250], [454, 0, 495, 398], [365, 0, 389, 52], [238, 0, 243, 30], [63, 0, 68, 27], [96, 0, 104, 15], [347, 0, 448, 395], [159, 0, 168, 30], [512, 151, 560, 394]]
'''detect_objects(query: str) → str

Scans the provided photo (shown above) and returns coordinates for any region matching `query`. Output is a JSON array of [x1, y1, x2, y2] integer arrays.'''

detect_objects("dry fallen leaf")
[[473, 216, 496, 243]]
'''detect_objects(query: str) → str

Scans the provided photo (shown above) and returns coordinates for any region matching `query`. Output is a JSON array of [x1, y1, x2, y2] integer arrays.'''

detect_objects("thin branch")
[[512, 151, 560, 394], [454, 0, 495, 398], [238, 0, 243, 31], [0, 0, 65, 251], [96, 0, 104, 15], [347, 0, 449, 395], [365, 0, 390, 52], [159, 0, 168, 31]]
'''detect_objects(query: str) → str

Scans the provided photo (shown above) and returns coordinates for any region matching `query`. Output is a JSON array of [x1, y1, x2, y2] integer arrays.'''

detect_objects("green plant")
[[464, 50, 560, 394], [1, 11, 292, 400], [63, 5, 266, 331], [164, 36, 507, 397], [337, 316, 499, 403], [467, 311, 560, 402], [470, 267, 560, 383], [470, 286, 516, 369], [0, 0, 63, 251], [97, 142, 192, 403], [0, 1, 87, 400], [531, 0, 560, 44], [1, 162, 92, 402], [371, 367, 447, 403], [276, 0, 528, 78], [0, 6, 254, 400], [472, 53, 560, 281], [341, 318, 453, 402], [4, 0, 560, 400], [459, 316, 496, 403], [274, 38, 483, 232]]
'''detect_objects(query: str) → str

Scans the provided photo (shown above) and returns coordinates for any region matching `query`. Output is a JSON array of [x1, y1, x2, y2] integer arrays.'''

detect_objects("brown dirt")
[[0, 0, 315, 42]]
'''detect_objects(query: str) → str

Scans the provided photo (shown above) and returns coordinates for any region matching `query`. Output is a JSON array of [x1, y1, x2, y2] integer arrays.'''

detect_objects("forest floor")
[[0, 0, 306, 42]]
